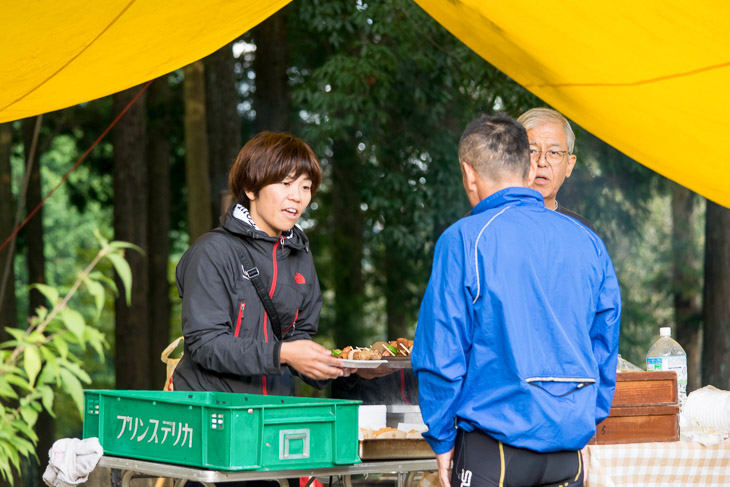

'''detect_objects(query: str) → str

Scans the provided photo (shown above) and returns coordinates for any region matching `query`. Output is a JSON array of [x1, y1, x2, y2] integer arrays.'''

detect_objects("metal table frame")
[[99, 456, 438, 487]]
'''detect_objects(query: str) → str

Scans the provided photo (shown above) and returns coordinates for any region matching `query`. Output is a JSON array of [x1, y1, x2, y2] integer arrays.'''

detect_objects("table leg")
[[121, 470, 135, 487], [405, 471, 417, 487], [174, 480, 215, 487]]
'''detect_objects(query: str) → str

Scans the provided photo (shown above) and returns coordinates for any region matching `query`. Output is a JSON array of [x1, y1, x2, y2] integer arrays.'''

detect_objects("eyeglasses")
[[530, 149, 569, 164]]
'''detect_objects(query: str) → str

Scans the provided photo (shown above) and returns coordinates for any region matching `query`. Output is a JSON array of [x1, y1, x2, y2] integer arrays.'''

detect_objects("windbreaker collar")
[[220, 203, 310, 250], [471, 187, 545, 216]]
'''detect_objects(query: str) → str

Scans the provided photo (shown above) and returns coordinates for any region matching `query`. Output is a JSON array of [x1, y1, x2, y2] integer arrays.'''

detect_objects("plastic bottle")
[[646, 327, 687, 410]]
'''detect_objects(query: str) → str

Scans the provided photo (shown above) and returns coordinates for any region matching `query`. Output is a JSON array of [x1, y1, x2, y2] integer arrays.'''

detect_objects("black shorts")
[[451, 429, 584, 487]]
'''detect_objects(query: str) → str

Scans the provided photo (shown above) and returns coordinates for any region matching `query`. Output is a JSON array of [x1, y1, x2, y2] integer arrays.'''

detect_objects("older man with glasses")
[[518, 108, 596, 232]]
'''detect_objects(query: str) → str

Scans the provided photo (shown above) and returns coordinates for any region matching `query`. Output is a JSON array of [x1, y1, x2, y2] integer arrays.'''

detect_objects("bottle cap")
[[660, 327, 671, 337]]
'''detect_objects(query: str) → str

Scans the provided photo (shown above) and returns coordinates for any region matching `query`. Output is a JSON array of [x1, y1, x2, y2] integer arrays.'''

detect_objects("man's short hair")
[[228, 131, 322, 209], [517, 108, 575, 153], [458, 114, 531, 182]]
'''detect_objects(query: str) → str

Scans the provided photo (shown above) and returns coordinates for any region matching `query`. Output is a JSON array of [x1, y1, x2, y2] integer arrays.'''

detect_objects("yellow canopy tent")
[[0, 0, 290, 120], [413, 0, 730, 208], [1, 0, 728, 207]]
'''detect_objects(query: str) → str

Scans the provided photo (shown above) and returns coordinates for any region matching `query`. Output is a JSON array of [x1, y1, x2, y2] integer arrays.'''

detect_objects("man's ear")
[[461, 161, 482, 207], [245, 190, 256, 202], [526, 158, 537, 186], [565, 154, 577, 179], [461, 161, 478, 193]]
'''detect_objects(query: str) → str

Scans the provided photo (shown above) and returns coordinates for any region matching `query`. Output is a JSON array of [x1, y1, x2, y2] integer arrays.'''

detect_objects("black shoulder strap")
[[216, 228, 283, 340]]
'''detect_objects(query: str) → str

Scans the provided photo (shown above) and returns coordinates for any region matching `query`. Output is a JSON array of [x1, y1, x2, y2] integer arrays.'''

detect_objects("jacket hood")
[[220, 203, 310, 251]]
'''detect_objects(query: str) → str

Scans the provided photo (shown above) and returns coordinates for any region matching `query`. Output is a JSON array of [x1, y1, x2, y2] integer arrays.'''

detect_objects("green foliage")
[[0, 232, 139, 482], [291, 0, 541, 342]]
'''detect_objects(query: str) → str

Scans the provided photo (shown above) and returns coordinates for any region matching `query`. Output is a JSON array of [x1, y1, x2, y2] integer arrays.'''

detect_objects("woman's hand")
[[280, 340, 356, 379]]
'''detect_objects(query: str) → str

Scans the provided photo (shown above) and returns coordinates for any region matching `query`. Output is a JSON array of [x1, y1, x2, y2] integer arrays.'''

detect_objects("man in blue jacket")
[[412, 115, 621, 487]]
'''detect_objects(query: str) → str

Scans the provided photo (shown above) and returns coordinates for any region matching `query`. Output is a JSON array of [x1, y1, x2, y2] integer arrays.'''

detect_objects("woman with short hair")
[[173, 131, 352, 396]]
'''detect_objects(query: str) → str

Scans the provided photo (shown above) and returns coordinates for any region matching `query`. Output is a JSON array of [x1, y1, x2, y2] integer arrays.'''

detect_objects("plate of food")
[[336, 359, 388, 368], [330, 338, 414, 369]]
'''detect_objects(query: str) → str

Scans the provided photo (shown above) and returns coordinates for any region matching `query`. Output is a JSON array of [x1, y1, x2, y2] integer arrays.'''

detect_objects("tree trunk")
[[253, 7, 290, 133], [0, 123, 15, 333], [184, 61, 213, 241], [22, 116, 52, 487], [146, 77, 173, 390], [331, 139, 366, 346], [385, 249, 409, 340], [670, 182, 702, 392], [204, 41, 242, 221], [380, 150, 414, 341], [22, 117, 47, 325], [702, 200, 730, 389], [113, 85, 150, 390]]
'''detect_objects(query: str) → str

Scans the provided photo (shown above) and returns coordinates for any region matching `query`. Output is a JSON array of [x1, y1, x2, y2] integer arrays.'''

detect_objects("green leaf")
[[18, 404, 38, 428], [61, 360, 92, 384], [7, 428, 37, 456], [4, 328, 26, 342], [11, 420, 37, 443], [50, 335, 69, 360], [109, 241, 144, 254], [25, 330, 46, 345], [32, 306, 48, 322], [4, 373, 31, 392], [59, 308, 85, 343], [89, 271, 117, 293], [37, 361, 60, 386], [0, 363, 22, 375], [105, 253, 133, 305], [83, 277, 105, 319], [0, 379, 18, 400], [0, 445, 17, 482], [59, 368, 85, 417], [29, 283, 59, 307], [23, 345, 42, 387], [39, 386, 55, 417], [39, 347, 60, 369], [83, 327, 108, 360]]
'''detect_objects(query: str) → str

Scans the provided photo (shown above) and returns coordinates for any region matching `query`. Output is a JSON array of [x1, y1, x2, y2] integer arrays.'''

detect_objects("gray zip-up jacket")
[[172, 204, 323, 396]]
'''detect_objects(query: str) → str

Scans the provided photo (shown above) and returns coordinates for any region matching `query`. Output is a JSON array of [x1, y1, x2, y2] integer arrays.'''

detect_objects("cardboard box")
[[590, 371, 680, 444]]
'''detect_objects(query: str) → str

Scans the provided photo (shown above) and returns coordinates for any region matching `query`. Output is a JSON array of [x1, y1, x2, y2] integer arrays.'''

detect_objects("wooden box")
[[590, 371, 679, 444]]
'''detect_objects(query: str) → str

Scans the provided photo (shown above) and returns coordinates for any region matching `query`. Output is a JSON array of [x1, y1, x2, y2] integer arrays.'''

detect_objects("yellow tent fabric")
[[1, 0, 728, 207], [0, 0, 290, 121], [414, 0, 730, 208]]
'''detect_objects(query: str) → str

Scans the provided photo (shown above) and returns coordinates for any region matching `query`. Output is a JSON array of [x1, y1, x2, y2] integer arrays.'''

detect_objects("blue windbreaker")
[[412, 187, 621, 454]]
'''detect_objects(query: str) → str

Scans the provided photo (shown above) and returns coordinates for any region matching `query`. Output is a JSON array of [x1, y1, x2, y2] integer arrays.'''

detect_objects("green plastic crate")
[[83, 390, 361, 471]]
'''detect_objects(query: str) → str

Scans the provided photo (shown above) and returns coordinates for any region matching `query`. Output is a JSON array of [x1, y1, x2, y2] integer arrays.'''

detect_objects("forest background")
[[0, 1, 728, 485]]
